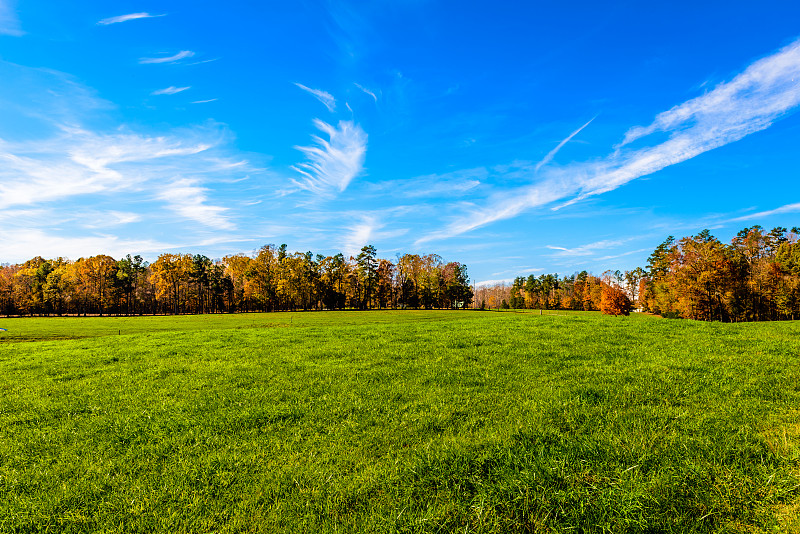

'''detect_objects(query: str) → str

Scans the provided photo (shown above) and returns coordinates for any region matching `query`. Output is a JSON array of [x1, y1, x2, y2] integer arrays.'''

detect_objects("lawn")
[[0, 311, 798, 532]]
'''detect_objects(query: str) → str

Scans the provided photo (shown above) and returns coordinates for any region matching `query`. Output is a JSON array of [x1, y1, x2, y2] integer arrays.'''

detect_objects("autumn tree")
[[600, 280, 633, 316], [151, 253, 192, 314]]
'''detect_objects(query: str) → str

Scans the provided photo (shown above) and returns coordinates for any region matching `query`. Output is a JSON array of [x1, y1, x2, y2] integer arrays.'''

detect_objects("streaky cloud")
[[0, 229, 173, 263], [151, 86, 191, 96], [534, 116, 596, 173], [475, 278, 515, 287], [417, 37, 800, 245], [157, 178, 235, 230], [620, 39, 800, 147], [545, 238, 633, 258], [729, 202, 800, 222], [339, 213, 409, 257], [98, 12, 164, 25], [370, 168, 485, 199], [291, 119, 367, 196], [342, 215, 378, 257], [191, 98, 218, 104], [139, 51, 195, 64], [81, 211, 142, 228], [0, 125, 218, 210], [294, 83, 336, 112], [354, 83, 378, 102], [0, 0, 23, 36]]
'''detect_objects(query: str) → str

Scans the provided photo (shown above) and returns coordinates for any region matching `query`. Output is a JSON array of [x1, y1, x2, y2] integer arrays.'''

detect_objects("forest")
[[0, 245, 473, 316], [476, 225, 800, 322]]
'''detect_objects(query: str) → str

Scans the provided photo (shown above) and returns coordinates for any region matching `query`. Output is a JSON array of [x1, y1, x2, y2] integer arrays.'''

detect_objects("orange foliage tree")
[[600, 283, 633, 316]]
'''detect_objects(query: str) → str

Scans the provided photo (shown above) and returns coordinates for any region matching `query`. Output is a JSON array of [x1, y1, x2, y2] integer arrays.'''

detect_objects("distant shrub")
[[661, 311, 683, 319], [500, 299, 510, 309]]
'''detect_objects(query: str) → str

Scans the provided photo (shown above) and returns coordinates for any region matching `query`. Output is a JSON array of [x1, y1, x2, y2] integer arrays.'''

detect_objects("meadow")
[[0, 310, 798, 533]]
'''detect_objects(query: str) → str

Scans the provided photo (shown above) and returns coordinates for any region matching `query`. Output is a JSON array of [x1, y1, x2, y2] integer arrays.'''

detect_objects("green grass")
[[1, 311, 799, 533]]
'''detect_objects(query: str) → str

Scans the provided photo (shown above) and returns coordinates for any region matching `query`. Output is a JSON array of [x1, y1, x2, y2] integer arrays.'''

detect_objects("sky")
[[1, 0, 799, 285]]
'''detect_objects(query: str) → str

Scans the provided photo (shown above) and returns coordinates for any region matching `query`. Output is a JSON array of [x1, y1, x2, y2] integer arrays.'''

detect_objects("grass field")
[[1, 311, 799, 533]]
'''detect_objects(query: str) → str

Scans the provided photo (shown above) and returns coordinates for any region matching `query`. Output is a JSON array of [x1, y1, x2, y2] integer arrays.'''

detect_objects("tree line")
[[474, 270, 637, 316], [476, 225, 800, 321], [640, 226, 800, 321], [0, 245, 474, 316]]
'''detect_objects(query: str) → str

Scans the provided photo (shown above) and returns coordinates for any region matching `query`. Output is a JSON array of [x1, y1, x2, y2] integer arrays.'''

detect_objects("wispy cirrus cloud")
[[369, 168, 484, 199], [728, 202, 800, 222], [291, 119, 367, 196], [152, 86, 191, 96], [534, 116, 596, 173], [0, 229, 173, 262], [139, 51, 195, 64], [339, 213, 409, 256], [596, 248, 652, 262], [489, 266, 544, 278], [191, 98, 218, 104], [157, 178, 234, 230], [0, 45, 273, 263], [98, 12, 164, 25], [0, 125, 214, 210], [294, 83, 336, 112], [475, 278, 514, 287], [354, 83, 378, 102], [546, 238, 634, 258], [342, 215, 378, 256], [0, 120, 251, 260], [0, 0, 23, 36], [417, 37, 800, 245], [80, 211, 142, 229]]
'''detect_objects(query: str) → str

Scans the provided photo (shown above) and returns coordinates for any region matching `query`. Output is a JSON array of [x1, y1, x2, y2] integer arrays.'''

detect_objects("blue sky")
[[1, 1, 799, 284]]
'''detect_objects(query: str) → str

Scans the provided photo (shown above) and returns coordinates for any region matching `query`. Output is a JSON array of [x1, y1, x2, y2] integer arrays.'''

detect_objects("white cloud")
[[0, 229, 173, 263], [418, 37, 800, 244], [98, 12, 164, 25], [0, 124, 226, 211], [546, 238, 632, 258], [416, 181, 569, 245], [596, 248, 652, 262], [490, 267, 544, 277], [620, 40, 800, 147], [294, 83, 336, 112], [0, 59, 271, 264], [534, 116, 596, 173], [291, 119, 367, 196], [139, 51, 195, 64], [371, 168, 485, 198], [0, 0, 22, 36], [475, 279, 514, 287], [191, 98, 218, 104], [354, 83, 378, 102], [335, 212, 410, 257], [80, 211, 142, 229], [157, 178, 235, 230], [342, 216, 378, 257], [728, 202, 800, 222], [152, 86, 191, 96]]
